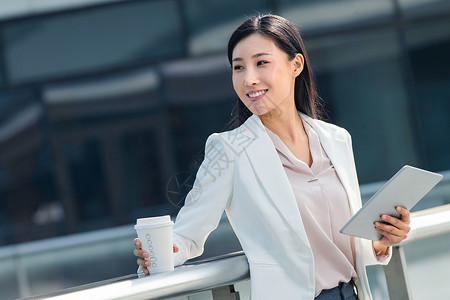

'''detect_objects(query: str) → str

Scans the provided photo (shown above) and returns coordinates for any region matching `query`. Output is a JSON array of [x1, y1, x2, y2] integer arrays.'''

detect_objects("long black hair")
[[227, 14, 321, 128]]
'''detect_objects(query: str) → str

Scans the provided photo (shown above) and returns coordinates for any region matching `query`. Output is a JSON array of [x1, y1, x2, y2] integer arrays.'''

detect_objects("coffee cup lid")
[[134, 215, 173, 229]]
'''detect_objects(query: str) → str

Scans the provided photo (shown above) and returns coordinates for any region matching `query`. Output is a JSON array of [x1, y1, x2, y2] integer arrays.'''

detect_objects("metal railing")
[[26, 252, 248, 300], [383, 203, 450, 300], [29, 203, 450, 300]]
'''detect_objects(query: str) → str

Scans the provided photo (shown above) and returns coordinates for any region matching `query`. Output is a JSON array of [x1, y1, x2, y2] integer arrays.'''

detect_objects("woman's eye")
[[257, 61, 268, 66], [233, 65, 243, 70]]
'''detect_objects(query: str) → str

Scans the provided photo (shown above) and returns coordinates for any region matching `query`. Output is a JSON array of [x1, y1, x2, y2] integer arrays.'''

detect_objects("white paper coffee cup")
[[135, 215, 174, 274]]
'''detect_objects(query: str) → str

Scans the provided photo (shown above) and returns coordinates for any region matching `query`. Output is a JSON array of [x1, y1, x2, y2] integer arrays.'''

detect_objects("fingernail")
[[145, 261, 150, 267], [381, 215, 387, 220]]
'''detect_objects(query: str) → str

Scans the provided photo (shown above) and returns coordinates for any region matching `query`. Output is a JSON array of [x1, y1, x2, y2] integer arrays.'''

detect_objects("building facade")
[[0, 0, 449, 245]]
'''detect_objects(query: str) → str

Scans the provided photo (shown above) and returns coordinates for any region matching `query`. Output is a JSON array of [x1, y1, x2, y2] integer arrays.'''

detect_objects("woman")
[[134, 14, 411, 300]]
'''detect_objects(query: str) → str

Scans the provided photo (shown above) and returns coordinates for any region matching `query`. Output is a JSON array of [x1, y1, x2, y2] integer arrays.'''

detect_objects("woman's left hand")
[[372, 206, 411, 256]]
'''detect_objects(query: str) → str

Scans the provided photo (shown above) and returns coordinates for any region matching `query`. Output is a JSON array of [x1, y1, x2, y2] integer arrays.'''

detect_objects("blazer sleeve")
[[172, 133, 235, 266], [343, 129, 392, 266]]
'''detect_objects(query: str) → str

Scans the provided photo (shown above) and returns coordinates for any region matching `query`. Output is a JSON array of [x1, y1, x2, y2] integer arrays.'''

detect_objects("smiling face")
[[231, 33, 303, 117]]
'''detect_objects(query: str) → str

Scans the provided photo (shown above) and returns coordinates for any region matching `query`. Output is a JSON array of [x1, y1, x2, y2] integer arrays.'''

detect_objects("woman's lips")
[[247, 89, 268, 101]]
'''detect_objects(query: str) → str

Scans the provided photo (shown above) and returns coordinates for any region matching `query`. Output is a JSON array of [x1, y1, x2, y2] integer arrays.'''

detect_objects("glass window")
[[404, 17, 450, 172], [0, 66, 4, 87], [184, 0, 272, 55], [120, 129, 170, 218], [278, 0, 395, 35], [398, 0, 450, 19], [0, 103, 61, 245], [0, 164, 9, 240], [169, 101, 232, 174], [0, 90, 37, 127], [306, 28, 420, 183], [3, 0, 183, 84], [64, 139, 110, 223]]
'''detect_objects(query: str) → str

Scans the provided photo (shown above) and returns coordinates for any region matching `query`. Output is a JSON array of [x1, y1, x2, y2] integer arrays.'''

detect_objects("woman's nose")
[[244, 68, 259, 86]]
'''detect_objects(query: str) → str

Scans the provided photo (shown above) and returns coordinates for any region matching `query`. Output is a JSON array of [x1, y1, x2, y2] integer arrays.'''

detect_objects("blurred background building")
[[0, 0, 449, 299]]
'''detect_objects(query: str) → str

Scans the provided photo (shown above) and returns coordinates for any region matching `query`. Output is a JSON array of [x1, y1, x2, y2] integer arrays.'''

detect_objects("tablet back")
[[340, 165, 443, 241]]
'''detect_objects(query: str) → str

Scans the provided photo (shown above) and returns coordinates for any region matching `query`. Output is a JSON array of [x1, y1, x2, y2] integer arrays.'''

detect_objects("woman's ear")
[[292, 53, 304, 78]]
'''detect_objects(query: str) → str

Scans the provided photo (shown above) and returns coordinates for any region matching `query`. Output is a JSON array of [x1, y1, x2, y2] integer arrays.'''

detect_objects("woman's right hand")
[[133, 238, 179, 275]]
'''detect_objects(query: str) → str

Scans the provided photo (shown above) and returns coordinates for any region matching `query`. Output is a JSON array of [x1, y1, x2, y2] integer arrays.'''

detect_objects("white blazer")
[[173, 112, 390, 300]]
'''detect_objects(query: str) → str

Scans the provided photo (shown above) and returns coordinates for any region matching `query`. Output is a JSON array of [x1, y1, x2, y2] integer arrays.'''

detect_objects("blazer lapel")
[[301, 114, 360, 213], [238, 115, 310, 245]]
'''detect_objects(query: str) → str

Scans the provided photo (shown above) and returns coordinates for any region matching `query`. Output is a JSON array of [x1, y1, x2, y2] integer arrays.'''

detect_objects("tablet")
[[340, 165, 443, 241]]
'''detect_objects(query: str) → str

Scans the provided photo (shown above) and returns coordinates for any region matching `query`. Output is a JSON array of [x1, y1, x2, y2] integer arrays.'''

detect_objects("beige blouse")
[[266, 120, 357, 297]]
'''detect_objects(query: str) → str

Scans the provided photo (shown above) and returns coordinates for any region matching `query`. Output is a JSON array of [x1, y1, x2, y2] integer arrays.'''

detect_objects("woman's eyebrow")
[[232, 52, 272, 62]]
